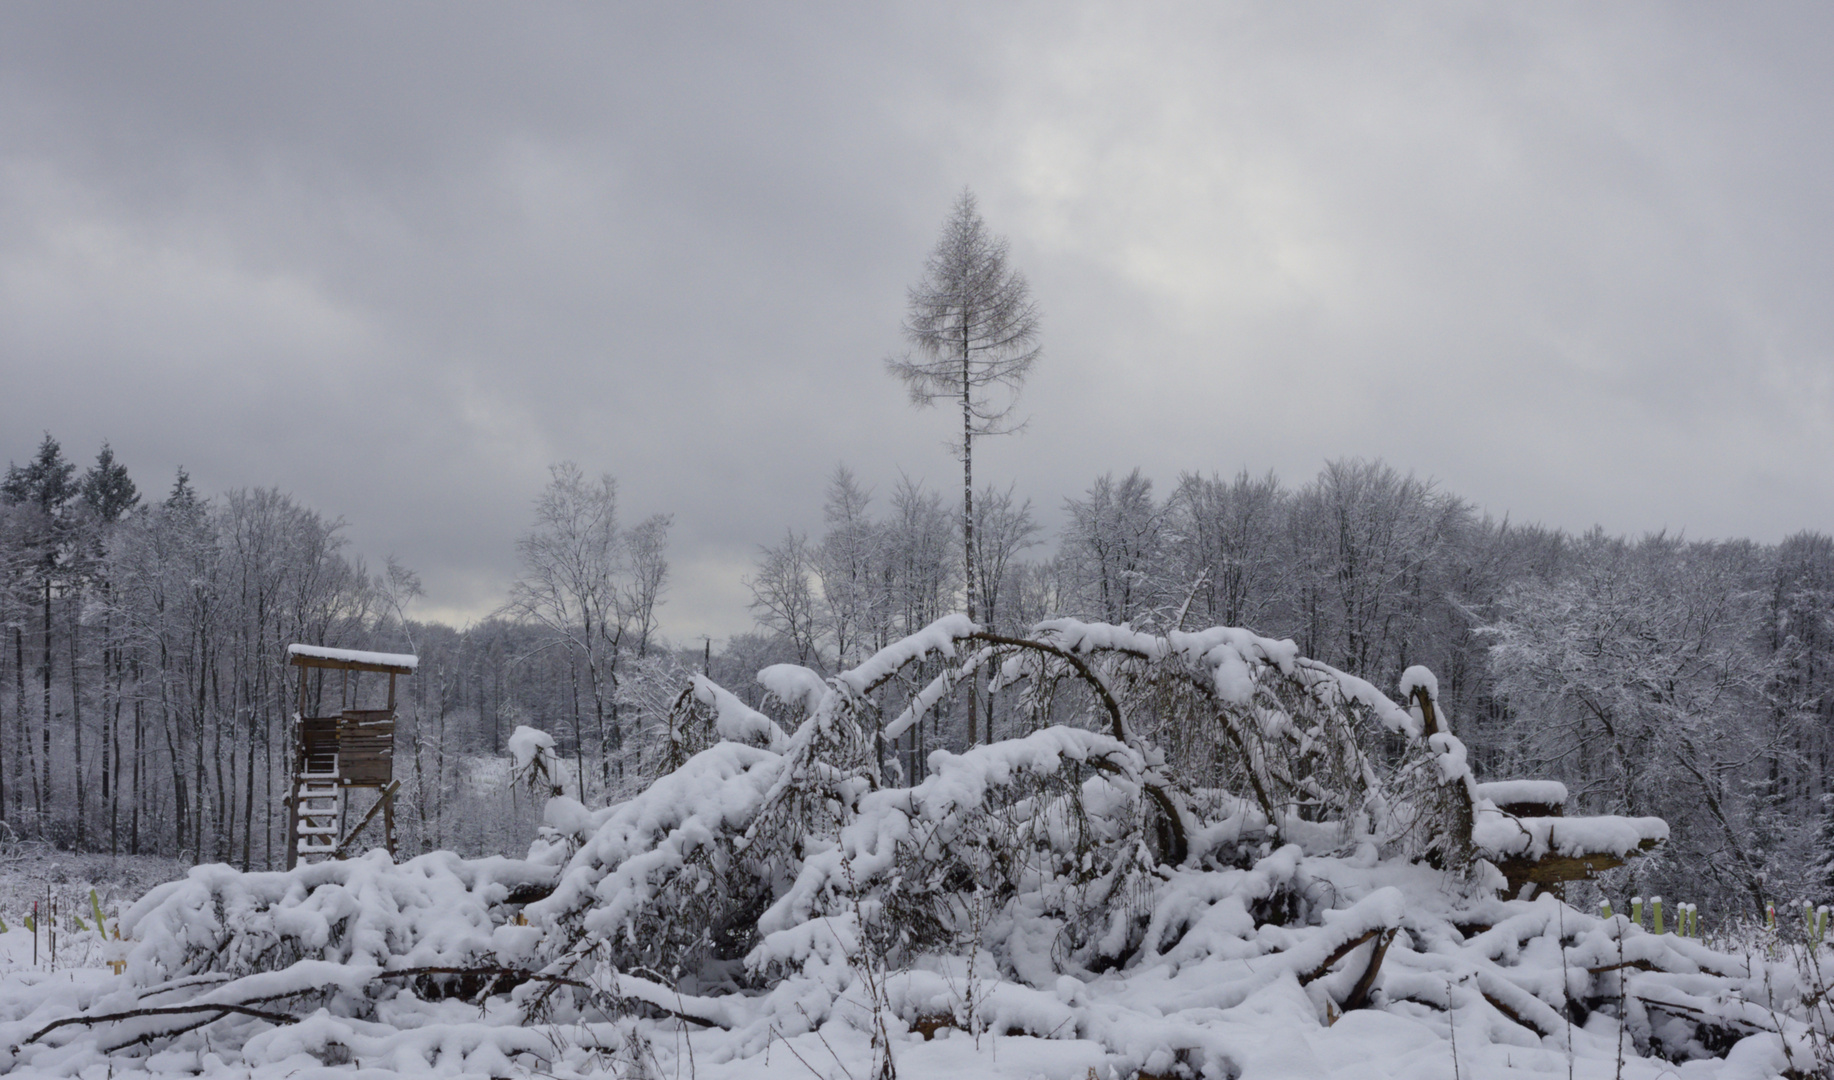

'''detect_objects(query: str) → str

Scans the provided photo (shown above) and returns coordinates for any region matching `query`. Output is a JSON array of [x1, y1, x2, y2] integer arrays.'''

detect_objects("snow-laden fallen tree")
[[0, 616, 1823, 1078]]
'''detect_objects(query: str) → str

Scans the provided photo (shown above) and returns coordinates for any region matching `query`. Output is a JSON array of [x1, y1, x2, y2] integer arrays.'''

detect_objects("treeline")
[[0, 437, 689, 865], [7, 433, 1834, 911], [749, 460, 1834, 910]]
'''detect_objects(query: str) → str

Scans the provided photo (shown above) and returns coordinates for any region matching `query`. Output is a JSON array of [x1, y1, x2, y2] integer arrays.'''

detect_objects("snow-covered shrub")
[[10, 615, 1814, 1078], [121, 851, 554, 996]]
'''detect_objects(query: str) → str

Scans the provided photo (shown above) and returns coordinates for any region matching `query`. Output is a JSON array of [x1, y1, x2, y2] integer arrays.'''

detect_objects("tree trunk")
[[160, 641, 187, 858], [70, 605, 84, 849], [961, 338, 978, 747], [241, 703, 256, 871], [159, 636, 183, 857], [215, 662, 231, 863], [194, 636, 208, 860], [41, 578, 53, 836], [1, 625, 11, 824], [131, 655, 143, 856], [570, 658, 586, 799], [107, 606, 120, 856]]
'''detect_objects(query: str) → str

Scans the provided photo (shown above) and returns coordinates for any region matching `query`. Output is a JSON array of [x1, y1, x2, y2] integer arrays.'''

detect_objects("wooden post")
[[1412, 685, 1440, 738], [387, 673, 396, 713], [383, 785, 396, 858], [286, 663, 305, 870]]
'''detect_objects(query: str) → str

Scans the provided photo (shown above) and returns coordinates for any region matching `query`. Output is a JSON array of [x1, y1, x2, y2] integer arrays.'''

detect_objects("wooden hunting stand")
[[285, 644, 418, 869]]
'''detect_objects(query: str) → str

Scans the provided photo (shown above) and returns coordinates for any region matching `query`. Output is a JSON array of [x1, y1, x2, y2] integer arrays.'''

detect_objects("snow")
[[0, 619, 1813, 1079], [1476, 779, 1570, 807], [692, 674, 790, 750], [1472, 808, 1670, 860], [506, 725, 555, 771], [285, 643, 419, 671], [835, 612, 978, 694], [0, 837, 1809, 1079], [755, 663, 829, 713], [1398, 664, 1438, 702]]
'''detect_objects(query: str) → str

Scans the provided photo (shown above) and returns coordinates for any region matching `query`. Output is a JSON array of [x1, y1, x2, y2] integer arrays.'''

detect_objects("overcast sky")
[[4, 2, 1832, 643]]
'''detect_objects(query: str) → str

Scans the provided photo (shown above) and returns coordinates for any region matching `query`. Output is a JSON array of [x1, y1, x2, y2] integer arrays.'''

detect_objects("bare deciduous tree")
[[503, 464, 636, 793], [746, 530, 822, 670]]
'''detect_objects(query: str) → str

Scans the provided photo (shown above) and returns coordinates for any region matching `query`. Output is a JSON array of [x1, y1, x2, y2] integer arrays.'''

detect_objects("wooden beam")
[[333, 780, 402, 858]]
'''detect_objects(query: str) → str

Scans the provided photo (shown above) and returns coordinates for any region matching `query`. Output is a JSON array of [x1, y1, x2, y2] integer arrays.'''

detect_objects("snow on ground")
[[0, 865, 1817, 1079], [1, 619, 1827, 1078]]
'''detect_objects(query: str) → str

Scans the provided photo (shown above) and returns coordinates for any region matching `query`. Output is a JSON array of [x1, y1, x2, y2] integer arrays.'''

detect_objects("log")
[[1299, 927, 1385, 986], [24, 1003, 296, 1046], [1492, 837, 1662, 897], [1342, 928, 1394, 1011]]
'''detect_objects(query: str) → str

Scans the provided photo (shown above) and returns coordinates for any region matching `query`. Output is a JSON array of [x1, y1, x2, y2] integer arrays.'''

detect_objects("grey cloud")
[[3, 2, 1831, 642]]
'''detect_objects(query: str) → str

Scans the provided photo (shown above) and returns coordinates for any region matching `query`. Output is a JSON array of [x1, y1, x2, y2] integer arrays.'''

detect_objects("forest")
[[2, 431, 1830, 923]]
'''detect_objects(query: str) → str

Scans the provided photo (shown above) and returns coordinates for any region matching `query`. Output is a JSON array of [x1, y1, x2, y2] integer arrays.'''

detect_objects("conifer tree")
[[1, 433, 76, 835], [81, 442, 139, 525], [887, 190, 1040, 744]]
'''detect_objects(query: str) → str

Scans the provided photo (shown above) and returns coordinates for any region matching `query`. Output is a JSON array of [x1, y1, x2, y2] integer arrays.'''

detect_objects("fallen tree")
[[1, 616, 1814, 1080]]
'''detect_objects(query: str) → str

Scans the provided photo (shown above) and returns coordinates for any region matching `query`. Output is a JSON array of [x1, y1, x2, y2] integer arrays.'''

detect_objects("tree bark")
[[961, 332, 978, 747], [131, 655, 142, 856], [41, 578, 53, 836], [70, 601, 84, 848]]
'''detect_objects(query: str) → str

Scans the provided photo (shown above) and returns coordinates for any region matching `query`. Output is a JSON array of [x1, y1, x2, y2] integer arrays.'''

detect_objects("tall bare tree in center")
[[888, 190, 1040, 744], [503, 463, 670, 797]]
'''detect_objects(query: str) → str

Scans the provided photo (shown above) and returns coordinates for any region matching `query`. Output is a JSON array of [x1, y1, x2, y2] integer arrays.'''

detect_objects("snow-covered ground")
[[1, 618, 1828, 1078], [0, 855, 1819, 1079]]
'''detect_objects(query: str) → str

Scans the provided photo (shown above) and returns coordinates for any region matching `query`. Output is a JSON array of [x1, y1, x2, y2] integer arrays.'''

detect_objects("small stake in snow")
[[1631, 896, 1643, 928], [108, 923, 126, 974], [1599, 899, 1613, 920]]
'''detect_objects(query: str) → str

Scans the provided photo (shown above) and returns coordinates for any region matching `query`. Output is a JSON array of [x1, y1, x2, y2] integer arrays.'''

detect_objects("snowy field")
[[0, 853, 1819, 1079], [1, 617, 1829, 1079]]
